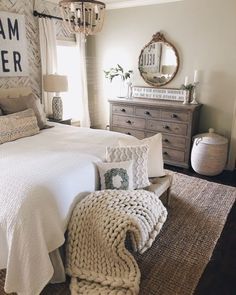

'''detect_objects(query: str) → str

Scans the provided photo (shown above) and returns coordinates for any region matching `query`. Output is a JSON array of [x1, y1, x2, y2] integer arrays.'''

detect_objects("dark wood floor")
[[165, 165, 236, 295]]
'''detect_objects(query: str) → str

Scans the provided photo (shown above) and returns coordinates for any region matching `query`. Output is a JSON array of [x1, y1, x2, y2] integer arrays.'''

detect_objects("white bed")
[[0, 90, 131, 294]]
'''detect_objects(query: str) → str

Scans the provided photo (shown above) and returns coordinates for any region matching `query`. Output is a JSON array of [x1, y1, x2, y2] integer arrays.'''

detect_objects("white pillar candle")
[[184, 76, 188, 86], [194, 70, 199, 83]]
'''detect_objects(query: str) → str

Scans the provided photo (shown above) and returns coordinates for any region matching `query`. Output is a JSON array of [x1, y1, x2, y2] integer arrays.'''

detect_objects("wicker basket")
[[191, 128, 228, 176]]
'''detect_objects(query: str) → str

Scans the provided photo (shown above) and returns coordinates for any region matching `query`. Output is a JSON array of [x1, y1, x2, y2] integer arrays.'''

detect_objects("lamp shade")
[[43, 74, 68, 93]]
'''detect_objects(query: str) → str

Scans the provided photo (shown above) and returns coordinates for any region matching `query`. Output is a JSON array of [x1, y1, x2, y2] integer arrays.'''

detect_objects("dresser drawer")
[[161, 110, 189, 122], [147, 120, 188, 136], [163, 148, 185, 162], [112, 104, 134, 116], [112, 127, 145, 139], [162, 134, 186, 150], [112, 115, 145, 129], [146, 132, 186, 150], [135, 107, 161, 119]]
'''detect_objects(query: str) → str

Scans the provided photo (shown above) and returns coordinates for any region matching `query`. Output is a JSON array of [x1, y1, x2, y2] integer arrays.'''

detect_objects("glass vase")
[[118, 79, 127, 98], [118, 79, 132, 98]]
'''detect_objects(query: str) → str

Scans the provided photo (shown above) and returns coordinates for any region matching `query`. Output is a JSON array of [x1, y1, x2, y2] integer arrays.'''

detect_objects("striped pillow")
[[0, 109, 39, 144]]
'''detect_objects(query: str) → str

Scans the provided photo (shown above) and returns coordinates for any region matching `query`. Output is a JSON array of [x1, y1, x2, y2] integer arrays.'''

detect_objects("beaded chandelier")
[[59, 0, 106, 35]]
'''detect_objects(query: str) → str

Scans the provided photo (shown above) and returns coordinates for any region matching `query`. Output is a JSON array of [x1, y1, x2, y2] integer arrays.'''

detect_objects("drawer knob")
[[163, 125, 170, 129], [126, 120, 132, 124], [121, 108, 126, 112], [163, 151, 168, 156], [145, 111, 151, 115], [171, 114, 178, 118], [164, 139, 169, 143]]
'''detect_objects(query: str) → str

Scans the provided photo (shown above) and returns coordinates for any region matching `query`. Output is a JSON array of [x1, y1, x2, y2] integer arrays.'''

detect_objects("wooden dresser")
[[109, 97, 202, 168]]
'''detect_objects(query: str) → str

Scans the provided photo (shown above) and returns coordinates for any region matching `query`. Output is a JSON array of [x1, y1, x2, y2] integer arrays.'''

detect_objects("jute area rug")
[[0, 172, 235, 295]]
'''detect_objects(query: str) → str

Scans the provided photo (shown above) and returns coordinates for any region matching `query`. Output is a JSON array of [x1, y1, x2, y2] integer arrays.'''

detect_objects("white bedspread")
[[0, 124, 130, 295]]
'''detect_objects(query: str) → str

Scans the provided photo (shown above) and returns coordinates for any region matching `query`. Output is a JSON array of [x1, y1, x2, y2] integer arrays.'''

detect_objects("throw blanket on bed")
[[66, 189, 168, 294]]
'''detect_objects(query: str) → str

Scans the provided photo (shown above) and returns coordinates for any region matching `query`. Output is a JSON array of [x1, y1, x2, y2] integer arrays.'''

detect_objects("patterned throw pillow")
[[119, 133, 165, 178], [106, 145, 150, 189], [97, 161, 133, 190], [0, 109, 39, 144], [0, 93, 47, 129]]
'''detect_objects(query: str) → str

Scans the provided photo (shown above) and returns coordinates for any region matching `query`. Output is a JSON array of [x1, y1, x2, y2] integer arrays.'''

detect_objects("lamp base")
[[52, 96, 63, 120]]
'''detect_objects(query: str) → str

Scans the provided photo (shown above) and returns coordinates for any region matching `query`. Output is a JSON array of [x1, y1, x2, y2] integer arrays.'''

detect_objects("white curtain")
[[39, 18, 58, 116], [75, 34, 91, 127]]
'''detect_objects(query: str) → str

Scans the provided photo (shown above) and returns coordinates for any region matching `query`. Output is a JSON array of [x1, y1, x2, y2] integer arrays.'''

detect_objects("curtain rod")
[[33, 10, 63, 21]]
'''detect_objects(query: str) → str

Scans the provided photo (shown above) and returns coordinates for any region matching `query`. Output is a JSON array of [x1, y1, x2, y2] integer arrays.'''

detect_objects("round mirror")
[[138, 32, 179, 87]]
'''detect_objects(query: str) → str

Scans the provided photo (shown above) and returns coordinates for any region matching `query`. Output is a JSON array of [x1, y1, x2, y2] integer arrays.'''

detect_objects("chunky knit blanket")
[[66, 189, 168, 294]]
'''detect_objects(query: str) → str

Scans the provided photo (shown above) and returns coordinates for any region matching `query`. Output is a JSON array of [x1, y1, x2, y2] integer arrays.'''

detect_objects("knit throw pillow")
[[97, 160, 133, 190], [0, 109, 39, 144], [106, 145, 150, 189], [119, 133, 165, 178]]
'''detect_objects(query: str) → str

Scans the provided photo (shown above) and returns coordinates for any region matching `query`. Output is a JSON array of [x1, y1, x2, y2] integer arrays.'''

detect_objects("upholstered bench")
[[146, 174, 173, 206]]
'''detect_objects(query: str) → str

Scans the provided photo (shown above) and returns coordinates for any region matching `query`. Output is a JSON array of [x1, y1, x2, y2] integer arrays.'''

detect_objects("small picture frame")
[[132, 86, 189, 102]]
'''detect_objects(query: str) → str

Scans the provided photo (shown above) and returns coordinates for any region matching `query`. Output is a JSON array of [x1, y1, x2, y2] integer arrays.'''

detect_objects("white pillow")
[[106, 144, 150, 189], [118, 133, 165, 178], [97, 160, 133, 190]]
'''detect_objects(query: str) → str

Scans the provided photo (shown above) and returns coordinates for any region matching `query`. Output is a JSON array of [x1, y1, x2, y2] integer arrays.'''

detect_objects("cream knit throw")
[[66, 189, 167, 294]]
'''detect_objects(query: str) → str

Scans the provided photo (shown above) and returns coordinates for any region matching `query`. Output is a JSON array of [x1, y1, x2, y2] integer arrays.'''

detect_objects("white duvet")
[[0, 124, 130, 295]]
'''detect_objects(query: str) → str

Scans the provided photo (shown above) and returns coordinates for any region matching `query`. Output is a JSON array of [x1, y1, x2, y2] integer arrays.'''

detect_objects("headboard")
[[0, 87, 32, 98]]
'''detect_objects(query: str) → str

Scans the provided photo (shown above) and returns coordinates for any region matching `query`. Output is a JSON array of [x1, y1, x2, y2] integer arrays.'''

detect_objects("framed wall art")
[[0, 11, 28, 77], [132, 86, 189, 102]]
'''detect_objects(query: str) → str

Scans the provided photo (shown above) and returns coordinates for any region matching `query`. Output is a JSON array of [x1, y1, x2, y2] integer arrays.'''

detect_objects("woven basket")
[[191, 128, 228, 176]]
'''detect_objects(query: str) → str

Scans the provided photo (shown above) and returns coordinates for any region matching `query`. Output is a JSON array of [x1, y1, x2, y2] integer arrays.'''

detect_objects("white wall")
[[228, 100, 236, 169], [87, 0, 236, 145]]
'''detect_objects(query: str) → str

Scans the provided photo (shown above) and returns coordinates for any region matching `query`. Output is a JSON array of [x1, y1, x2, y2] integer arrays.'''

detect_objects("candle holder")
[[126, 81, 133, 99], [190, 82, 199, 104], [180, 83, 195, 104]]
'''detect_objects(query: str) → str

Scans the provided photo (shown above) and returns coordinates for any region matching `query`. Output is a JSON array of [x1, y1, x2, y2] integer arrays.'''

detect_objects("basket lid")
[[193, 128, 228, 145]]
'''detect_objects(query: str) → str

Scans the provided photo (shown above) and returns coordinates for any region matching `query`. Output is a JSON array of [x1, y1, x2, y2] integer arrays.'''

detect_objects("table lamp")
[[43, 74, 68, 120]]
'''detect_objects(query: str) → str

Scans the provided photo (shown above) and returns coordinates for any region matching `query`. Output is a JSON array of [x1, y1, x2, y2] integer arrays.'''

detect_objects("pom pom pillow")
[[97, 160, 133, 190]]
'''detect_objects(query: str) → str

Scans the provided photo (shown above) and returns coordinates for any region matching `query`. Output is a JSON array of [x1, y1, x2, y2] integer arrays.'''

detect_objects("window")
[[57, 40, 82, 121]]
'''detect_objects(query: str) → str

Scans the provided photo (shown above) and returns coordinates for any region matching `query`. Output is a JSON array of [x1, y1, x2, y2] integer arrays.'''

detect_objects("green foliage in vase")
[[180, 83, 195, 91], [104, 64, 133, 82]]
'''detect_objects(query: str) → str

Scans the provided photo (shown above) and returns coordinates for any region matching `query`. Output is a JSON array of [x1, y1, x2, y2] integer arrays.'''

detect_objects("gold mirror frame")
[[138, 32, 179, 87]]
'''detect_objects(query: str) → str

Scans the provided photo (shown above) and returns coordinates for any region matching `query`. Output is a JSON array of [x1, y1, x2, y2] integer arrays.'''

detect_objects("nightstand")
[[48, 118, 72, 125]]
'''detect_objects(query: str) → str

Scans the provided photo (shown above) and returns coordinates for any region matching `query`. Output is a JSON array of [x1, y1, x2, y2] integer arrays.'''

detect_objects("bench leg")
[[166, 187, 171, 207]]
